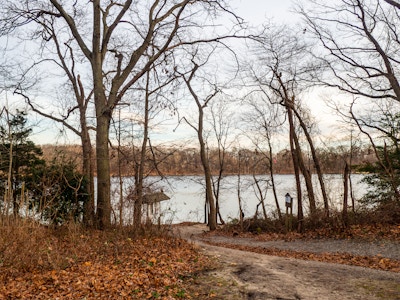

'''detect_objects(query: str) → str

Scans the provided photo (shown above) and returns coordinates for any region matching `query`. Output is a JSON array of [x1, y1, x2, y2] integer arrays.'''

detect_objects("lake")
[[110, 174, 369, 224]]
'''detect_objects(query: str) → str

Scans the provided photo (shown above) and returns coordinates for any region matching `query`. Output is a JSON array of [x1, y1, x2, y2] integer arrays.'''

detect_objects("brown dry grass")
[[0, 220, 96, 275], [0, 220, 214, 299]]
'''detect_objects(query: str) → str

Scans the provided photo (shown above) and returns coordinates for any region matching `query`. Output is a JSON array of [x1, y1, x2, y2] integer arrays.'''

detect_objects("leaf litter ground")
[[0, 226, 212, 299], [1, 223, 399, 299], [202, 224, 400, 272], [175, 223, 400, 299]]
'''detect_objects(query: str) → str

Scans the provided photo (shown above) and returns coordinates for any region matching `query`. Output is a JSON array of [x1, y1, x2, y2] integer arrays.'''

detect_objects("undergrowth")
[[0, 219, 212, 299], [0, 219, 177, 274], [221, 207, 400, 239]]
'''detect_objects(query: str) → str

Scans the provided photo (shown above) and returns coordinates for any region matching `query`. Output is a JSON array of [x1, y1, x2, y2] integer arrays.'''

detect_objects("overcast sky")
[[21, 1, 300, 146], [229, 1, 346, 144], [232, 0, 296, 24], [3, 0, 324, 147]]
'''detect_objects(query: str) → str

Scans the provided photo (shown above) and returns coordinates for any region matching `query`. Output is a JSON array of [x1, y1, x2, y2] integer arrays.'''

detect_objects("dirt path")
[[174, 224, 400, 300]]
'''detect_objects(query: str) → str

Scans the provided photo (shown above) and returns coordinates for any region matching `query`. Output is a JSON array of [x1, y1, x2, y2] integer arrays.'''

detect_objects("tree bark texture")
[[287, 102, 304, 232]]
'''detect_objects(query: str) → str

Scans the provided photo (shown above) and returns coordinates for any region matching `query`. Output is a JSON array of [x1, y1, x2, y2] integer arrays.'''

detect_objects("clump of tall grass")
[[0, 217, 177, 280], [0, 219, 89, 277]]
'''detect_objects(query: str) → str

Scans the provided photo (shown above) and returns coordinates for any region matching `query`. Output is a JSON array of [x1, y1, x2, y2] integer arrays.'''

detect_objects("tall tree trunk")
[[212, 142, 226, 224], [95, 113, 111, 229], [287, 97, 316, 215], [292, 107, 329, 217], [267, 134, 282, 220], [343, 162, 349, 227], [115, 109, 124, 227], [237, 152, 244, 230], [133, 73, 151, 231], [294, 135, 317, 215], [92, 0, 111, 229], [198, 118, 217, 231], [182, 63, 218, 231], [349, 131, 356, 213], [287, 102, 304, 232], [81, 128, 95, 226], [78, 72, 95, 227], [213, 171, 225, 225], [276, 72, 313, 225]]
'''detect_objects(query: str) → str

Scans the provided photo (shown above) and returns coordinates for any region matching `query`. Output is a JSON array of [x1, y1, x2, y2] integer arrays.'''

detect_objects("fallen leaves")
[[202, 223, 400, 273], [0, 228, 210, 299], [203, 240, 400, 272], [2, 223, 399, 299], [215, 224, 400, 242]]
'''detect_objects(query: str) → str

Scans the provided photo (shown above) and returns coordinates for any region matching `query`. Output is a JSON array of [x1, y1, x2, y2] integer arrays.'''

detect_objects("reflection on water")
[[110, 174, 369, 225]]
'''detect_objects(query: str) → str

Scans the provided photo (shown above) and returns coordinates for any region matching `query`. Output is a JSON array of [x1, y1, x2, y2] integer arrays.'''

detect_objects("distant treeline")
[[41, 144, 376, 176]]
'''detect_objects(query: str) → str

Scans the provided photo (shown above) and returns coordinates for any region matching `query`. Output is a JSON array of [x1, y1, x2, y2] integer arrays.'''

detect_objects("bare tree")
[[178, 55, 220, 231], [242, 95, 284, 220], [237, 148, 245, 230], [298, 0, 400, 217], [298, 0, 400, 103], [110, 54, 180, 229], [350, 99, 400, 201], [131, 62, 179, 230], [208, 99, 235, 225], [15, 78, 95, 226], [248, 24, 327, 230], [0, 0, 243, 228]]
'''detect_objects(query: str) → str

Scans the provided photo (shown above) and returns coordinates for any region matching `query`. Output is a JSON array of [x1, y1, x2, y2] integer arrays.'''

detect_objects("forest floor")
[[0, 223, 211, 300], [173, 223, 400, 300], [0, 222, 399, 299]]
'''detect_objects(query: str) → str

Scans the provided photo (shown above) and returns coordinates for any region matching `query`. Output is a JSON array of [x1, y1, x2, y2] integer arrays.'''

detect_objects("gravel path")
[[174, 224, 400, 299], [198, 235, 400, 260], [174, 224, 400, 260]]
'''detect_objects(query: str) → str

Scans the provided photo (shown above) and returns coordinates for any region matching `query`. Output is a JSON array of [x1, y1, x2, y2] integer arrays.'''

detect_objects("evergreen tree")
[[0, 110, 88, 224], [0, 109, 44, 217], [31, 155, 89, 225], [357, 113, 400, 223], [359, 146, 400, 216]]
